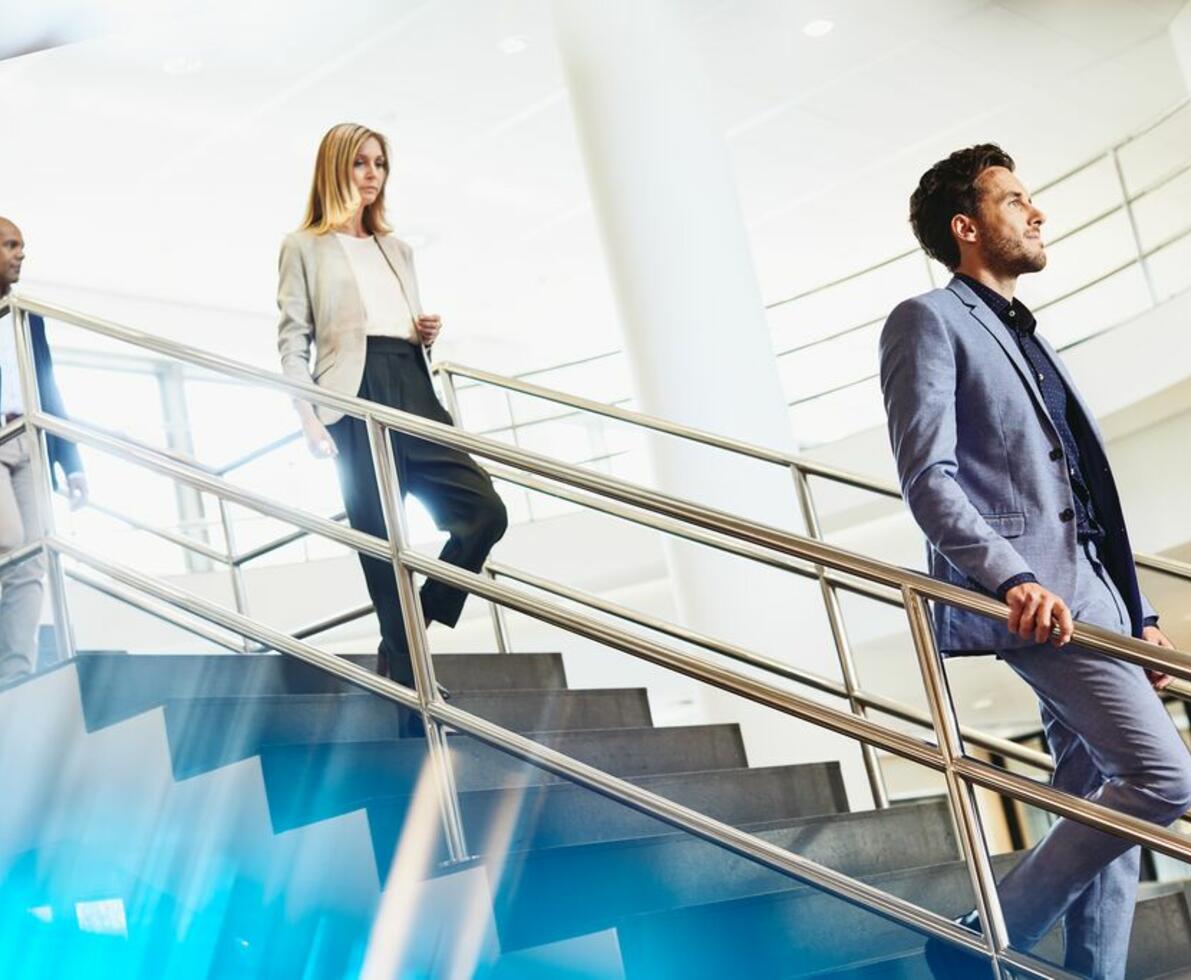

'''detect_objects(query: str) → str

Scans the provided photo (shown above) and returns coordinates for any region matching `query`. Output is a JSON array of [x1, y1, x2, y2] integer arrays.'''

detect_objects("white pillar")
[[553, 1, 873, 807], [1174, 1, 1191, 90]]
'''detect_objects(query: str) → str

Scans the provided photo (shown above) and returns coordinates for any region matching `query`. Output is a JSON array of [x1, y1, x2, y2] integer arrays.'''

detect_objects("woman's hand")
[[415, 314, 442, 347], [302, 414, 338, 459]]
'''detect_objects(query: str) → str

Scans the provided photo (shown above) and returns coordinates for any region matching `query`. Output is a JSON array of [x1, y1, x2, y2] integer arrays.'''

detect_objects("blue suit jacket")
[[3, 313, 83, 489], [878, 277, 1153, 654]]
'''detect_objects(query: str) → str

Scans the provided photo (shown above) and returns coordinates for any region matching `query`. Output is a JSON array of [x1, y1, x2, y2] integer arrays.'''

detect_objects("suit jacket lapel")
[[947, 278, 1052, 425]]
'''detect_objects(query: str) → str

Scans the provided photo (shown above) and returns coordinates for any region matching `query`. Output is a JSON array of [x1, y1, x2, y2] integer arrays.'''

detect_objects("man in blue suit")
[[879, 147, 1191, 979], [0, 217, 86, 682]]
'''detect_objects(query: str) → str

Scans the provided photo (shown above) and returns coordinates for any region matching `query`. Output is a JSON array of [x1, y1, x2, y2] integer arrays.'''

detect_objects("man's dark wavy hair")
[[909, 144, 1015, 271]]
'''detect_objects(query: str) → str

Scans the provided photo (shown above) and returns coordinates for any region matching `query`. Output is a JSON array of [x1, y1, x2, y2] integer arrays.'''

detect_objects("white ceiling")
[[1, 0, 1188, 378]]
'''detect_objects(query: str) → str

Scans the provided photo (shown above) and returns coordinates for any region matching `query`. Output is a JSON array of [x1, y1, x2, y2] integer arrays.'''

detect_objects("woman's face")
[[351, 136, 387, 205]]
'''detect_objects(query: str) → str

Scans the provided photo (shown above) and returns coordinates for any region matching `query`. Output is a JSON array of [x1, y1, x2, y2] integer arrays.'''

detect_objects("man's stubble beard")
[[984, 228, 1046, 278]]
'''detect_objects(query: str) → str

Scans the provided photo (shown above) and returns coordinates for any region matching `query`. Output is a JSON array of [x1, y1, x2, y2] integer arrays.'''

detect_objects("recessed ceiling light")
[[803, 19, 834, 38], [498, 35, 529, 56]]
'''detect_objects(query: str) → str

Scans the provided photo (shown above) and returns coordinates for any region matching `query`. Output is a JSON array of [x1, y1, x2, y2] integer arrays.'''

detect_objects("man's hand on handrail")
[[1005, 581, 1074, 648], [1143, 625, 1176, 691]]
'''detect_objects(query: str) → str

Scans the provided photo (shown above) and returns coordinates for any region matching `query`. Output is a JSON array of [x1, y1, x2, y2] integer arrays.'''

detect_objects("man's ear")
[[951, 213, 978, 247]]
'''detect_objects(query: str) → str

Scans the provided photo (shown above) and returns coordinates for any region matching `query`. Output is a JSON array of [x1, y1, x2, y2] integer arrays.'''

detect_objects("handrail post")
[[440, 368, 511, 654], [1110, 146, 1159, 306], [903, 587, 1010, 977], [439, 365, 463, 424], [365, 415, 470, 864], [485, 566, 512, 654], [9, 297, 75, 665], [791, 465, 890, 809], [217, 499, 252, 652]]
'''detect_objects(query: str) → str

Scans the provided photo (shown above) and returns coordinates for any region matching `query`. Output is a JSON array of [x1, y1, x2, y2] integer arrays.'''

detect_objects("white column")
[[553, 1, 873, 806], [1174, 2, 1191, 90]]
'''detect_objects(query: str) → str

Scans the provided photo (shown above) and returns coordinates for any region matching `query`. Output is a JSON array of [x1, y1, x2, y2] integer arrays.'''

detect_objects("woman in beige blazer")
[[277, 123, 507, 688]]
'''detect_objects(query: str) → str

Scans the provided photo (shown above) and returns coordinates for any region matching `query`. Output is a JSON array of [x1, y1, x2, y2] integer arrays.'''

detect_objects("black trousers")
[[329, 337, 507, 686]]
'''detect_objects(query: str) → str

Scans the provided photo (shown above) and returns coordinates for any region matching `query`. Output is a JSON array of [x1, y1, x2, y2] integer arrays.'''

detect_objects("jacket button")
[[1049, 447, 1063, 461], [1059, 508, 1075, 522]]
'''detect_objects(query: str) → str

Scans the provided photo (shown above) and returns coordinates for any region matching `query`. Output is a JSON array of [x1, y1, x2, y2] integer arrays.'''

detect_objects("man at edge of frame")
[[878, 145, 1191, 980]]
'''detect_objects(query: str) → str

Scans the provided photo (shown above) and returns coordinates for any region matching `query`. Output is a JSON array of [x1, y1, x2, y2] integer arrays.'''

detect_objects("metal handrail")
[[12, 295, 1188, 676], [44, 534, 1019, 971], [10, 294, 1191, 974], [432, 360, 1191, 587]]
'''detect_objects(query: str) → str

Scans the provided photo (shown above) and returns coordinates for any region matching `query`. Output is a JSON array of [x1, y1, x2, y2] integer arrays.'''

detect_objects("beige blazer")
[[276, 229, 432, 424]]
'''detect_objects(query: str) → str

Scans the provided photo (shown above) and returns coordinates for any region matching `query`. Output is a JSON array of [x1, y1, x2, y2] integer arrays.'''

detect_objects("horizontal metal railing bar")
[[23, 327, 1191, 692], [437, 360, 903, 496], [0, 540, 45, 577], [47, 534, 985, 959], [402, 550, 947, 766], [487, 559, 1058, 773], [487, 560, 850, 699], [855, 691, 1056, 773], [447, 349, 626, 395], [954, 755, 1191, 866], [403, 549, 1191, 861], [234, 510, 348, 565], [65, 564, 245, 653], [472, 398, 635, 437], [215, 430, 303, 476], [23, 294, 1191, 947], [292, 601, 375, 641], [0, 416, 26, 448], [18, 300, 1191, 692], [85, 499, 229, 564], [431, 695, 995, 963], [1137, 553, 1191, 578], [438, 361, 798, 468], [485, 461, 909, 608], [35, 413, 389, 564]]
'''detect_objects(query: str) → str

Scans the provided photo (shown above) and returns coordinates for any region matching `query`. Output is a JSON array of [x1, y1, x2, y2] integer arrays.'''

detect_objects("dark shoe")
[[923, 911, 996, 980], [436, 681, 452, 702]]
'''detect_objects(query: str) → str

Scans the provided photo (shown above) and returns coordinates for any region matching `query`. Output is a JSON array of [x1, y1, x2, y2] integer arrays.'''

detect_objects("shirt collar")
[[956, 273, 1037, 335]]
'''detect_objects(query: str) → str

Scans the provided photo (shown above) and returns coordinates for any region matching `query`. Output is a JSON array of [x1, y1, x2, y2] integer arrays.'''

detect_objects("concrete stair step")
[[164, 688, 652, 777], [488, 799, 957, 953], [72, 651, 567, 731], [261, 723, 749, 831], [615, 854, 1191, 980], [368, 762, 849, 864]]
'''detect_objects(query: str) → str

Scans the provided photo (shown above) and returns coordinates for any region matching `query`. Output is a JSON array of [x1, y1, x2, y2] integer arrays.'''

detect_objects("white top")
[[0, 317, 24, 416], [336, 234, 417, 340]]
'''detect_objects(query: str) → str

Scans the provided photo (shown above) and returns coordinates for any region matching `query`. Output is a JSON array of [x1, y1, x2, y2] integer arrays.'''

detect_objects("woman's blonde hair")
[[301, 123, 393, 235]]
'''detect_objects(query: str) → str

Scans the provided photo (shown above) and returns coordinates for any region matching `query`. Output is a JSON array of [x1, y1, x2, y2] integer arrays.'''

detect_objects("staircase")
[[3, 649, 1190, 979]]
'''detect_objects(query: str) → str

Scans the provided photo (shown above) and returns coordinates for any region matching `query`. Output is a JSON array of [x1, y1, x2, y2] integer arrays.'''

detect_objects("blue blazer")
[[3, 313, 83, 489], [878, 277, 1153, 655]]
